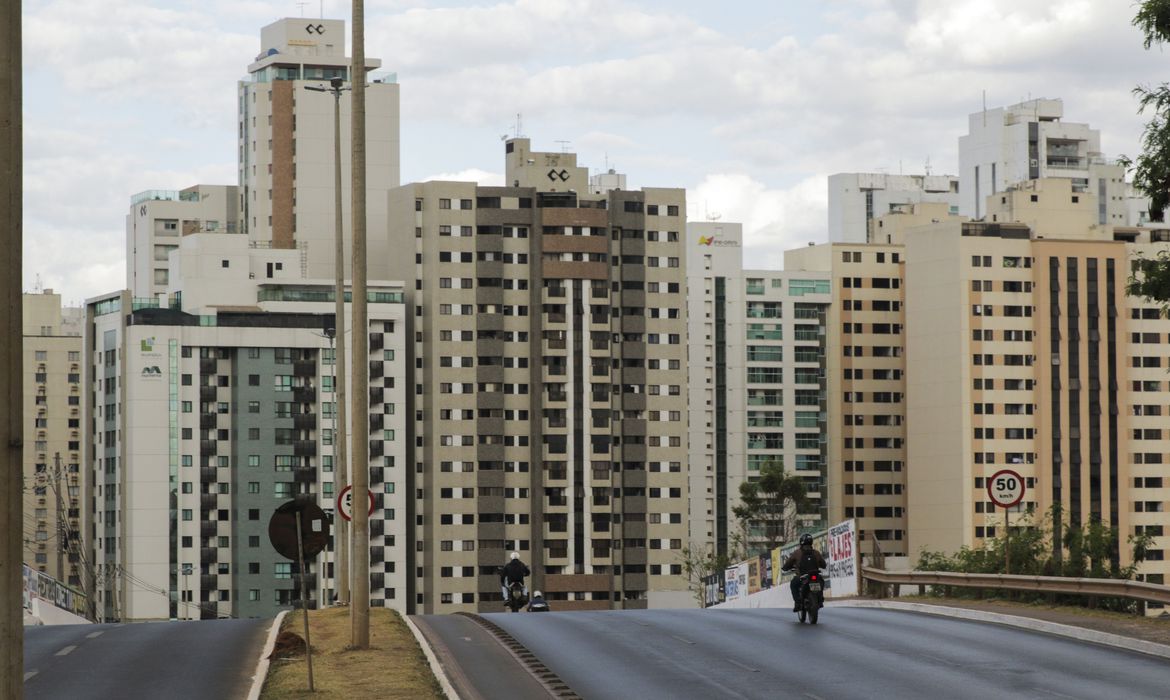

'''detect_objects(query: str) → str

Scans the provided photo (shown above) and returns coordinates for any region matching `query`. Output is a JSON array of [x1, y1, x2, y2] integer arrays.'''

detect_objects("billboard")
[[828, 519, 858, 597]]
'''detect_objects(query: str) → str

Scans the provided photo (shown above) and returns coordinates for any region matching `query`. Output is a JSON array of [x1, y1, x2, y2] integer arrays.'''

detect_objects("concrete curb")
[[835, 599, 1170, 660], [246, 610, 289, 700], [405, 615, 462, 700]]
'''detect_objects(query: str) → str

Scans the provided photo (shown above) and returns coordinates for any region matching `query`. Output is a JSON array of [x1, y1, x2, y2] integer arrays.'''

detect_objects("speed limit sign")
[[987, 469, 1026, 508], [336, 484, 375, 522]]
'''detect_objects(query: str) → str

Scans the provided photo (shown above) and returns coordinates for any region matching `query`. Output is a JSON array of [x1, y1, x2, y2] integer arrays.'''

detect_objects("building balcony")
[[369, 414, 384, 431], [370, 519, 384, 536], [201, 521, 216, 538], [370, 440, 384, 458], [369, 387, 384, 405], [369, 334, 384, 352], [293, 440, 317, 457], [292, 386, 317, 404], [199, 549, 216, 566], [293, 413, 317, 430], [293, 466, 316, 484], [200, 414, 217, 430], [369, 361, 383, 379], [200, 466, 217, 483], [369, 466, 383, 484], [293, 359, 316, 377], [199, 386, 216, 402], [200, 493, 218, 509], [199, 358, 216, 375]]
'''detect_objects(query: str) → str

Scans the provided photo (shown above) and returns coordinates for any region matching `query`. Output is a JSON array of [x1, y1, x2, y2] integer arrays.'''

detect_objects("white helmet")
[[532, 590, 542, 598], [510, 551, 520, 561]]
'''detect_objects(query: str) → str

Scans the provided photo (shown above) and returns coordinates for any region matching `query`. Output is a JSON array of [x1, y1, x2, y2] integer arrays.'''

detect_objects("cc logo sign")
[[306, 23, 324, 34], [546, 168, 570, 182]]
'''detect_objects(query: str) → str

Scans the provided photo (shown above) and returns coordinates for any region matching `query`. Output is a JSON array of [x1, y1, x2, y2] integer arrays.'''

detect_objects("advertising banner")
[[828, 519, 858, 597], [703, 573, 722, 607], [759, 553, 773, 590], [724, 566, 741, 602], [747, 559, 760, 595]]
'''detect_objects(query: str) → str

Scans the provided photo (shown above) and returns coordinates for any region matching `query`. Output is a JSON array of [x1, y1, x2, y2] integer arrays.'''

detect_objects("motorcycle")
[[795, 572, 825, 624], [505, 581, 528, 613]]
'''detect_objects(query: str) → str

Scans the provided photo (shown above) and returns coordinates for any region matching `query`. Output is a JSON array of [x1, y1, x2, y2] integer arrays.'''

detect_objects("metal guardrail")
[[861, 566, 1170, 606]]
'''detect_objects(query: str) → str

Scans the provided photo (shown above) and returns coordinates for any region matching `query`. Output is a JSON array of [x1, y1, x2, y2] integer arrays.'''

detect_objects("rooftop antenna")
[[704, 202, 722, 221], [555, 140, 571, 154], [320, 0, 324, 18], [34, 273, 42, 293], [982, 89, 986, 127], [514, 113, 523, 139], [924, 156, 932, 176], [296, 1, 308, 16]]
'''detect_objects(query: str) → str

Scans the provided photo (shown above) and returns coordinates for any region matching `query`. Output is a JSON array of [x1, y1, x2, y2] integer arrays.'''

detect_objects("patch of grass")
[[261, 607, 443, 699]]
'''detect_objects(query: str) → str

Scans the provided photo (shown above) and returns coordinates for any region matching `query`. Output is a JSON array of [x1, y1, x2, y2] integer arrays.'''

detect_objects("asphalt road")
[[24, 618, 271, 700], [476, 606, 1170, 700], [414, 614, 554, 700]]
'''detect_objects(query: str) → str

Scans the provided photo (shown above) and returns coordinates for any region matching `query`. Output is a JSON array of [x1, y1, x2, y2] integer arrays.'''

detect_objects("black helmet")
[[799, 533, 813, 546]]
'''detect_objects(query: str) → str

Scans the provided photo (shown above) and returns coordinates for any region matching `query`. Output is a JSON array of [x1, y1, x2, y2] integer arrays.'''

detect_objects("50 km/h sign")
[[987, 469, 1026, 508], [337, 484, 375, 522]]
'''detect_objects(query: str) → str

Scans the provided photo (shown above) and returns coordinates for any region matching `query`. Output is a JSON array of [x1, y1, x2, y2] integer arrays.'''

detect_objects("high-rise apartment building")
[[828, 173, 960, 244], [789, 183, 1170, 596], [126, 185, 238, 299], [958, 98, 1129, 224], [23, 291, 84, 587], [85, 232, 406, 621], [686, 223, 830, 558], [388, 138, 691, 612], [238, 18, 400, 281]]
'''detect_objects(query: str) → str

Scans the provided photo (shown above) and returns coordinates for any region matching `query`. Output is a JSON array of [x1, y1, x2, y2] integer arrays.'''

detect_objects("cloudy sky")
[[21, 0, 1165, 305]]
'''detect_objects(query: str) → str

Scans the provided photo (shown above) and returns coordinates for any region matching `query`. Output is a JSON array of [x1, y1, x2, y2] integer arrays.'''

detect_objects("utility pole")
[[350, 0, 371, 649], [1, 0, 23, 692], [305, 76, 351, 605]]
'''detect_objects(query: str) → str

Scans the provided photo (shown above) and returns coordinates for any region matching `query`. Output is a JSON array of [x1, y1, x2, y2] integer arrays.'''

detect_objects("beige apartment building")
[[388, 138, 691, 613], [238, 18, 400, 281], [23, 291, 84, 587], [788, 182, 1170, 595]]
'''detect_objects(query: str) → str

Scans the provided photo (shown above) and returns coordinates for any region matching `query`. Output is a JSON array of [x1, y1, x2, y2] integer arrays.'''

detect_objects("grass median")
[[260, 606, 444, 699]]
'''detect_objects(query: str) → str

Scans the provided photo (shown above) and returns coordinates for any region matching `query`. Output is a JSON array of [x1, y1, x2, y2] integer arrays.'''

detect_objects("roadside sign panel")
[[336, 484, 375, 522], [988, 469, 1026, 508]]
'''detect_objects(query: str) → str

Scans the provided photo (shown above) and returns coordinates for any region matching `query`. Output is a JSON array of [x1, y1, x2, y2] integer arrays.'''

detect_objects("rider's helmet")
[[532, 590, 542, 598], [799, 533, 813, 547], [510, 551, 520, 561]]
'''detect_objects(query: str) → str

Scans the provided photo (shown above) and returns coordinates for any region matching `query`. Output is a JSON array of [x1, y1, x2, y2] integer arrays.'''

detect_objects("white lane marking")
[[461, 636, 472, 641], [803, 694, 826, 700], [86, 631, 104, 639], [55, 645, 77, 656], [24, 671, 38, 682], [726, 658, 758, 673], [1034, 689, 1078, 699], [671, 634, 695, 645]]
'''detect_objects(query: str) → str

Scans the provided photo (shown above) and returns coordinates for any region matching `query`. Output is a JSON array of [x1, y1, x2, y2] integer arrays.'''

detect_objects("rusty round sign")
[[268, 499, 330, 560]]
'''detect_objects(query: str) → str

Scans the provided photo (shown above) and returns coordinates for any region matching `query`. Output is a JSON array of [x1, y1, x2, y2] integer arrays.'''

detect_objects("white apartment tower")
[[126, 185, 238, 300], [958, 98, 1129, 224], [86, 232, 407, 621], [238, 18, 400, 281], [686, 223, 830, 558], [828, 173, 959, 244]]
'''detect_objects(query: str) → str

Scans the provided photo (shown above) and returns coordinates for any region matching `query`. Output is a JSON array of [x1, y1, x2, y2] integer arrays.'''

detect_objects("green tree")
[[1130, 1, 1170, 223], [731, 460, 809, 555], [678, 537, 742, 608]]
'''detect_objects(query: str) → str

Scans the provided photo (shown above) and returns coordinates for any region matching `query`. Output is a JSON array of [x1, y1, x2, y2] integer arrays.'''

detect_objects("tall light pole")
[[1, 0, 23, 692], [304, 77, 351, 605], [350, 0, 371, 649]]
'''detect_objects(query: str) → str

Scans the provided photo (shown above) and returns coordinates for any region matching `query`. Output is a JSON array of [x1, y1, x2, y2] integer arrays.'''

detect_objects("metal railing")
[[861, 566, 1170, 606]]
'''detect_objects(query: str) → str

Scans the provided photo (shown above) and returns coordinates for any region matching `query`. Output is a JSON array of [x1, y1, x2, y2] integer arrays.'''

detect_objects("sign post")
[[987, 469, 1026, 575], [268, 500, 330, 692]]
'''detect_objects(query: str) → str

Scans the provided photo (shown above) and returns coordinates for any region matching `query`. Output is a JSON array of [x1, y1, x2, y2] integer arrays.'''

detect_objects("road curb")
[[455, 612, 581, 699], [246, 609, 288, 700], [836, 599, 1170, 660], [404, 614, 462, 700]]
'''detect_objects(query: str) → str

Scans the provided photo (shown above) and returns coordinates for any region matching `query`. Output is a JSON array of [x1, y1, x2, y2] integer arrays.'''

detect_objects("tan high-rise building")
[[388, 138, 691, 613], [789, 183, 1170, 599], [23, 291, 84, 587], [238, 18, 400, 281]]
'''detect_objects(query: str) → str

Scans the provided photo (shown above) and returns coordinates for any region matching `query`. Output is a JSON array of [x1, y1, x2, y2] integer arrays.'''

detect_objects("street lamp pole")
[[305, 77, 350, 605]]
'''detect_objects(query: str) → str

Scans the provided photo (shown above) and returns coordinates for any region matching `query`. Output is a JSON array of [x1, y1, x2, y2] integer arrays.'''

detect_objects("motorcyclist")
[[527, 590, 550, 612], [500, 551, 530, 604], [781, 533, 827, 612]]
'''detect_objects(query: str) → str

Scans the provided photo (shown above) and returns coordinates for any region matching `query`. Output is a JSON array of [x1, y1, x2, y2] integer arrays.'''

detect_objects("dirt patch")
[[260, 607, 443, 700]]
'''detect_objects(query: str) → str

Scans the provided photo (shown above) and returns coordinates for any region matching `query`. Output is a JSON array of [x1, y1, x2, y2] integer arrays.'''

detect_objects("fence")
[[861, 566, 1170, 607]]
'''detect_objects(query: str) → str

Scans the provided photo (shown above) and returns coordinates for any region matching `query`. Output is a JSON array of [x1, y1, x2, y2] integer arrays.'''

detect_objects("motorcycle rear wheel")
[[808, 603, 819, 625]]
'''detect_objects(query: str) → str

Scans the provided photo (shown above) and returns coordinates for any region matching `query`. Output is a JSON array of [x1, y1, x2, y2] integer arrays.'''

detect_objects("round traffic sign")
[[987, 469, 1026, 508], [268, 499, 331, 560], [336, 484, 375, 522]]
